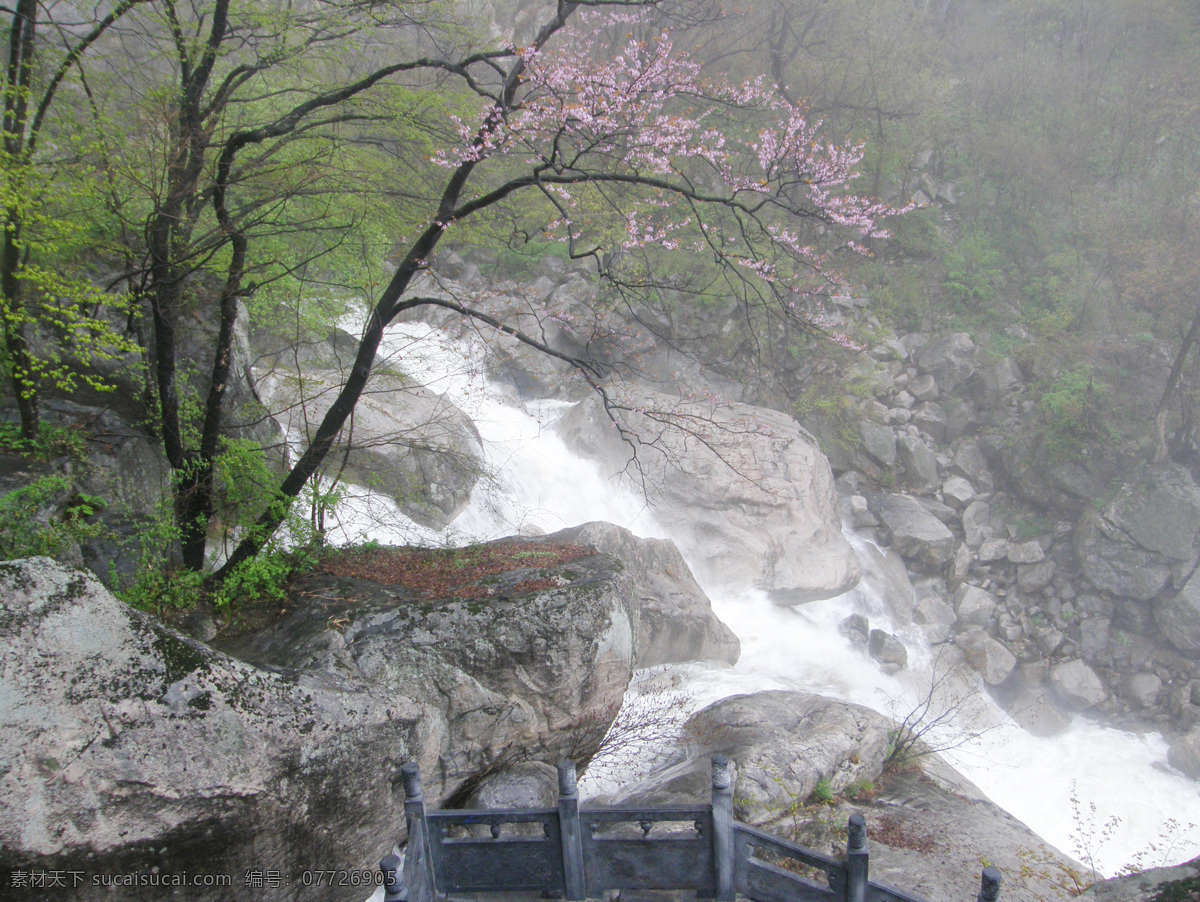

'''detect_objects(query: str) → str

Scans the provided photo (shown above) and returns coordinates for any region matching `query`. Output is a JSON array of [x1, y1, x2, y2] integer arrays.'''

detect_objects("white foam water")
[[344, 322, 1199, 879]]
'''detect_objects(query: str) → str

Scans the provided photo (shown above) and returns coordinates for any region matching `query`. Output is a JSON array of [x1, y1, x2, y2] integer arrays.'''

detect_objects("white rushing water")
[[344, 322, 1200, 878]]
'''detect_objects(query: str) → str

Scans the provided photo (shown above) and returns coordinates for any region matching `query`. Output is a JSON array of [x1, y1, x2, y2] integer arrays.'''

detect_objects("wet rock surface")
[[557, 390, 860, 602], [0, 557, 423, 902]]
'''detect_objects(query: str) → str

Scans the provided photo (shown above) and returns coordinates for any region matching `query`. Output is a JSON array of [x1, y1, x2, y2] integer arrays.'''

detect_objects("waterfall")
[[339, 321, 1199, 878]]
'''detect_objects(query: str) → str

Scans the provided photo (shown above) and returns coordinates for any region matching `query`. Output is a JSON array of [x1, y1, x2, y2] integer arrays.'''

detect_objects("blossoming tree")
[[217, 0, 904, 577]]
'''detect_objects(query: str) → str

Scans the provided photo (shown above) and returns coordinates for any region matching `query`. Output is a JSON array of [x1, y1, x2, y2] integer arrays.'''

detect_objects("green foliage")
[[1036, 367, 1109, 463], [843, 779, 875, 802], [0, 475, 105, 559], [810, 777, 835, 804], [212, 438, 280, 537], [119, 566, 205, 615], [212, 546, 300, 613], [0, 420, 87, 460], [0, 130, 141, 417], [1021, 251, 1086, 338], [942, 230, 1003, 310]]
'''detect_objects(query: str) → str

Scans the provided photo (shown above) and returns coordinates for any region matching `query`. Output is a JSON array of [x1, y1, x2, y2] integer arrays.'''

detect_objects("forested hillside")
[[3, 0, 1200, 612]]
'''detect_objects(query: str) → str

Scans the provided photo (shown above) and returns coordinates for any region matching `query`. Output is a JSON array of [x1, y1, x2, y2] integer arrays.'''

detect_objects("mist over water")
[[344, 323, 1200, 877]]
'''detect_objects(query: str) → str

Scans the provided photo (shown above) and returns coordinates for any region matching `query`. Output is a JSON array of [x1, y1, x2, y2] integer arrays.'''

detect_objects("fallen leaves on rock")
[[318, 541, 594, 600]]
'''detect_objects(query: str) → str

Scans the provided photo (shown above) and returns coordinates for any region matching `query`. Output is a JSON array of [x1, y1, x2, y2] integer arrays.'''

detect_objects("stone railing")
[[377, 756, 1002, 902]]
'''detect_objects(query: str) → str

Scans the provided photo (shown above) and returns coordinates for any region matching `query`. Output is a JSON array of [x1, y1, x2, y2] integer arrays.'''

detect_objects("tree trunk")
[[1155, 299, 1200, 465], [2, 0, 37, 440]]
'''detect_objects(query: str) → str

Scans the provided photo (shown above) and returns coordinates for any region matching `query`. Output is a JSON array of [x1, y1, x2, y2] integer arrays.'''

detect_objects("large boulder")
[[225, 537, 641, 789], [256, 368, 483, 529], [680, 691, 893, 823], [857, 761, 1080, 902], [604, 689, 1079, 902], [897, 434, 939, 492], [1168, 730, 1200, 780], [0, 558, 423, 902], [549, 522, 739, 668], [914, 332, 977, 395], [1075, 464, 1200, 602], [1154, 573, 1200, 653], [557, 391, 859, 603], [874, 493, 957, 571], [954, 629, 1017, 685], [855, 540, 915, 626], [1050, 659, 1108, 710]]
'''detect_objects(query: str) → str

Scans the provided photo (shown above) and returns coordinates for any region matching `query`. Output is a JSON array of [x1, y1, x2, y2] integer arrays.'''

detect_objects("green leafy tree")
[[0, 0, 147, 440]]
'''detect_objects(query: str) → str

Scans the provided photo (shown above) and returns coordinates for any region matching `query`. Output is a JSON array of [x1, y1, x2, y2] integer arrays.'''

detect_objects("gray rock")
[[1017, 560, 1056, 593], [954, 584, 998, 628], [978, 538, 1011, 563], [954, 629, 1017, 685], [980, 358, 1025, 396], [840, 613, 870, 647], [0, 558, 423, 902], [854, 759, 1080, 902], [914, 595, 957, 643], [951, 443, 989, 482], [1050, 659, 1108, 710], [869, 629, 908, 669], [897, 434, 939, 491], [1154, 575, 1200, 653], [1032, 625, 1065, 655], [1008, 540, 1045, 564], [1006, 687, 1071, 737], [463, 760, 559, 810], [1081, 856, 1200, 901], [1122, 673, 1163, 709], [558, 392, 860, 603], [258, 369, 483, 528], [860, 422, 898, 469], [1080, 617, 1111, 661], [1107, 463, 1200, 561], [942, 397, 980, 443], [917, 496, 958, 524], [855, 541, 915, 625], [962, 501, 993, 548], [1169, 730, 1200, 779], [681, 691, 893, 822], [935, 181, 958, 205], [876, 494, 957, 571], [551, 522, 740, 668], [909, 374, 939, 402], [941, 475, 976, 510], [229, 537, 642, 791], [915, 332, 976, 394], [1076, 464, 1200, 601], [910, 401, 948, 443], [952, 541, 973, 584], [1075, 508, 1173, 602], [849, 493, 880, 528]]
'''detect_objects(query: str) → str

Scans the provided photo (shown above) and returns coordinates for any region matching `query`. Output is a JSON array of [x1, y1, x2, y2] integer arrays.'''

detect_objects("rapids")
[[334, 322, 1200, 877]]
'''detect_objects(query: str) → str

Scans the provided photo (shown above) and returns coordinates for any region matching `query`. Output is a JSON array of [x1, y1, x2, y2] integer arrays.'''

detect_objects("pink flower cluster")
[[434, 8, 906, 311]]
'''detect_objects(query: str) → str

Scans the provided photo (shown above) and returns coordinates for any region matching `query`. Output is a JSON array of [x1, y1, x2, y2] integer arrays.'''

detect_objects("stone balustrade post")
[[379, 852, 405, 902], [711, 754, 735, 902], [846, 813, 868, 902], [557, 760, 586, 900], [978, 866, 1002, 902], [400, 762, 436, 902]]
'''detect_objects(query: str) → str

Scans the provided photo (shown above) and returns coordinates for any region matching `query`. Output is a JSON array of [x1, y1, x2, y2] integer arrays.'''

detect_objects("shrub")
[[0, 475, 105, 559]]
